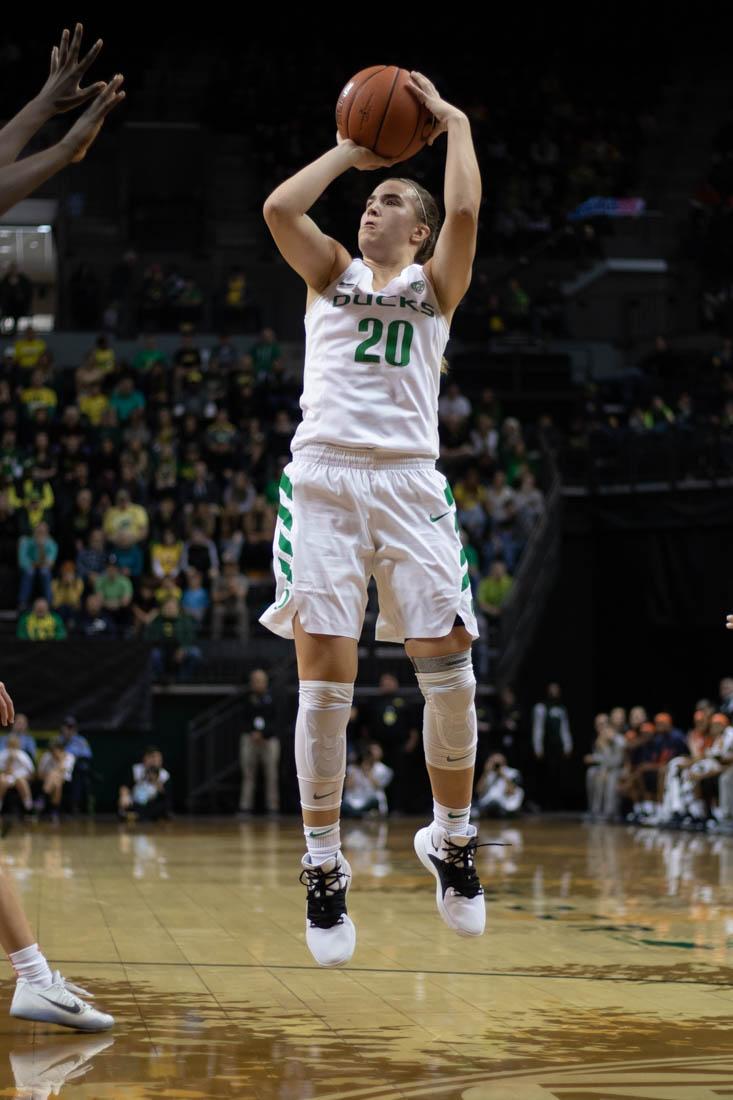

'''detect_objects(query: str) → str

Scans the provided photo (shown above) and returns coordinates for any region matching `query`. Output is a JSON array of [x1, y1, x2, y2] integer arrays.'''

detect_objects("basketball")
[[336, 65, 435, 161]]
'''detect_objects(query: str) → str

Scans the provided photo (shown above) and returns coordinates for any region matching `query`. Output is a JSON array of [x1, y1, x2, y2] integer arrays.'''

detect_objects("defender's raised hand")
[[60, 74, 126, 164], [38, 23, 105, 116]]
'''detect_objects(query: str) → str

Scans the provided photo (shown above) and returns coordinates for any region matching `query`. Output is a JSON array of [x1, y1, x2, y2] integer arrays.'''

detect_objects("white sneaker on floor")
[[10, 1034, 114, 1096], [300, 852, 356, 967], [414, 823, 486, 937], [10, 972, 114, 1031]]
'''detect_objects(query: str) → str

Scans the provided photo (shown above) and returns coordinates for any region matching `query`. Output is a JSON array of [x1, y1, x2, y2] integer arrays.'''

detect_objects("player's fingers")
[[77, 39, 103, 75], [69, 22, 83, 62], [50, 45, 59, 74], [90, 75, 124, 115], [58, 28, 70, 67], [75, 82, 106, 106]]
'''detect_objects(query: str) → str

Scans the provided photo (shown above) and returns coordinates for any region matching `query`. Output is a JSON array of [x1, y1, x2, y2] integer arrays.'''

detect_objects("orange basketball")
[[336, 65, 435, 162]]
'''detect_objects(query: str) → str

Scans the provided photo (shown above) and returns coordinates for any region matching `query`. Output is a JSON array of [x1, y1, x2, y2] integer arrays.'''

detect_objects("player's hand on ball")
[[0, 683, 15, 727], [336, 133, 398, 171], [727, 614, 733, 630], [407, 71, 464, 145]]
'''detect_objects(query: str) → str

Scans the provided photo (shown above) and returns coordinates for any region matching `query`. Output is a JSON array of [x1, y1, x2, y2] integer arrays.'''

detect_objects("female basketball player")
[[0, 24, 122, 1028], [261, 71, 484, 966]]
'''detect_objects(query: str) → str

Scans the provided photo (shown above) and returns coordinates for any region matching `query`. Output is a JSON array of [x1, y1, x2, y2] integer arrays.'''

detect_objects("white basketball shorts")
[[259, 444, 478, 644]]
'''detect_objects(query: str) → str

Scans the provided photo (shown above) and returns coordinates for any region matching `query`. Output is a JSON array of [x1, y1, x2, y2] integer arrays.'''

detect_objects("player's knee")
[[296, 680, 353, 810], [411, 651, 477, 770]]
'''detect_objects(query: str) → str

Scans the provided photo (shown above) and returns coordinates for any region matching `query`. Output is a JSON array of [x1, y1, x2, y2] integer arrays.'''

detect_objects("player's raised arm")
[[409, 72, 481, 319], [0, 23, 104, 170], [262, 138, 396, 293], [0, 76, 125, 217]]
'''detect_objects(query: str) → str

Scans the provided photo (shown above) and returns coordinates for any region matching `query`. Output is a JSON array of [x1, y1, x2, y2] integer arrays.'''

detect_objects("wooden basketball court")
[[0, 818, 730, 1097]]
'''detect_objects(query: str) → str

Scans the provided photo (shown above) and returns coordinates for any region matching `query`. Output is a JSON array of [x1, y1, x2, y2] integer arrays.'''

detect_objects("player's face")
[[359, 181, 423, 255]]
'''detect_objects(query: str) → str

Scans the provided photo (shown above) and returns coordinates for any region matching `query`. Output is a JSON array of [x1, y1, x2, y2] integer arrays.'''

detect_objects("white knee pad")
[[413, 651, 477, 770], [295, 680, 353, 812]]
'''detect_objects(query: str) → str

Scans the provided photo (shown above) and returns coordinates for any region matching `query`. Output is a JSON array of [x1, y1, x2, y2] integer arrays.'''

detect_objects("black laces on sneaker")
[[299, 862, 350, 929], [439, 837, 497, 899]]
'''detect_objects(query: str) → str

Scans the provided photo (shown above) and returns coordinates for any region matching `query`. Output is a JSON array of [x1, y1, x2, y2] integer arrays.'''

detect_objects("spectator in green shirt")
[[95, 556, 133, 630], [478, 561, 514, 619], [145, 598, 202, 681], [132, 334, 166, 374], [110, 376, 146, 423], [249, 327, 281, 380], [17, 597, 66, 640]]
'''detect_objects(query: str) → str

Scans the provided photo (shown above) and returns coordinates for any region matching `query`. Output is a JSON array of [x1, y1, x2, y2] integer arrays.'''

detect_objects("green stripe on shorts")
[[278, 503, 293, 530], [280, 471, 293, 499], [278, 557, 293, 582], [461, 572, 470, 591], [444, 483, 455, 506], [278, 532, 293, 557]]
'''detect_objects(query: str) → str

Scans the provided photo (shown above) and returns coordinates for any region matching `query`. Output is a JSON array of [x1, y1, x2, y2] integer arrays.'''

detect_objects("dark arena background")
[[0, 12, 731, 1098]]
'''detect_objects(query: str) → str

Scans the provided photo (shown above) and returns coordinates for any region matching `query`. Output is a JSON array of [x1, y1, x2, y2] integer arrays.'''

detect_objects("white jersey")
[[291, 258, 449, 458]]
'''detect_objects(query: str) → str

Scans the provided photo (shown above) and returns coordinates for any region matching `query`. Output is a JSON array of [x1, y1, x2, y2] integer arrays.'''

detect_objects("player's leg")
[[0, 864, 113, 1030], [260, 455, 371, 966], [406, 625, 486, 937], [371, 464, 483, 936], [294, 614, 358, 967]]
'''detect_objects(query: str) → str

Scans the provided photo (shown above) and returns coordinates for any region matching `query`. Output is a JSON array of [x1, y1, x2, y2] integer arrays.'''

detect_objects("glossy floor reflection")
[[0, 818, 731, 1097]]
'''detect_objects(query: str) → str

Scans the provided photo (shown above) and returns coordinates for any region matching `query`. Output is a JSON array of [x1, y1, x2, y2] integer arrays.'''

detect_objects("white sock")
[[304, 820, 341, 865], [9, 943, 53, 989], [432, 799, 471, 836]]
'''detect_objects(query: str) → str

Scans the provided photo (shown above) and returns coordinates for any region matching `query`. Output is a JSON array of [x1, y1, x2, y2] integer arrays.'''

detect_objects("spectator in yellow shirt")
[[51, 561, 85, 625], [103, 489, 149, 547], [20, 369, 58, 419], [8, 479, 54, 532], [151, 529, 183, 579], [86, 334, 115, 375], [79, 381, 110, 427], [155, 574, 183, 606], [13, 325, 46, 371]]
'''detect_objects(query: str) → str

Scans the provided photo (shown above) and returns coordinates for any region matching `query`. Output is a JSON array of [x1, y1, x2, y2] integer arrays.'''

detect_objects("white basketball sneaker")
[[414, 823, 486, 937], [10, 971, 114, 1031], [300, 852, 356, 967]]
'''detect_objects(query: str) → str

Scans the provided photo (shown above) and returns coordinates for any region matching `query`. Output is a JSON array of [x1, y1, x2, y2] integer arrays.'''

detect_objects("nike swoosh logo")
[[308, 828, 334, 837], [448, 812, 466, 818], [430, 511, 451, 522], [38, 993, 82, 1014], [314, 791, 337, 800], [446, 752, 473, 762]]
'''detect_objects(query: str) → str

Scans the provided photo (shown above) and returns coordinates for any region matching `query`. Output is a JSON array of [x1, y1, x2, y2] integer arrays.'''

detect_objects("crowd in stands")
[[560, 334, 733, 486], [67, 257, 262, 337], [0, 322, 548, 681], [0, 708, 172, 825], [584, 680, 733, 833]]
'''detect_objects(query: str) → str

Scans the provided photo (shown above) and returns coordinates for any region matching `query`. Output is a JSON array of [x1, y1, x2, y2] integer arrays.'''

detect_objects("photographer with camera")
[[472, 753, 524, 819], [118, 747, 171, 822]]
